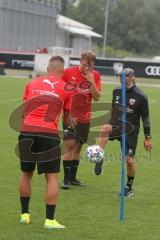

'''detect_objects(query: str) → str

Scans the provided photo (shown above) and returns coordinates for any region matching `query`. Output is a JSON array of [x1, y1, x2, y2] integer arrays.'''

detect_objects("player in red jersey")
[[62, 51, 101, 189], [18, 56, 71, 229]]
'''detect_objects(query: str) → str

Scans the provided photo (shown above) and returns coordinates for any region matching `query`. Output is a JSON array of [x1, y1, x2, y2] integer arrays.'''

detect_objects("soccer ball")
[[86, 145, 104, 163]]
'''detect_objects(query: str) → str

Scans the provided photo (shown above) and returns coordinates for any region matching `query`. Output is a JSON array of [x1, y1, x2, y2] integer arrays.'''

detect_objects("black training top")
[[110, 84, 151, 136]]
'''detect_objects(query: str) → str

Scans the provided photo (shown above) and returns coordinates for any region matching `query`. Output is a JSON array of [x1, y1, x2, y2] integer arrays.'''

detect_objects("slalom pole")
[[120, 71, 126, 221]]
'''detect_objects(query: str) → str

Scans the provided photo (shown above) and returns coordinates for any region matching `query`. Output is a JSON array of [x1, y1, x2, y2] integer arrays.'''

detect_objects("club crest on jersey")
[[128, 148, 133, 154], [129, 98, 136, 106]]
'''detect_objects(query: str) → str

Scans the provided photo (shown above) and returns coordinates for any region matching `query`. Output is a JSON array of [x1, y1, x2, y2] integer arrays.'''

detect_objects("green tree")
[[63, 0, 105, 34], [62, 0, 160, 56], [108, 0, 160, 55]]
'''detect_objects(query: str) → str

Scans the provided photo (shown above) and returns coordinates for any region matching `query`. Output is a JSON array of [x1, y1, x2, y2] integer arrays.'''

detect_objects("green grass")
[[0, 75, 160, 240]]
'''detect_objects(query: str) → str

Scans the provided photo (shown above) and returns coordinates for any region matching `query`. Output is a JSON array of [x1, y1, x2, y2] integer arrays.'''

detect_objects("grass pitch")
[[0, 75, 160, 240]]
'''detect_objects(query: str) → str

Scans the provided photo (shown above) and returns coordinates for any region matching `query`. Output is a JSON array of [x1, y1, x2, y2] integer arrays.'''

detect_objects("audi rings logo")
[[145, 66, 160, 76]]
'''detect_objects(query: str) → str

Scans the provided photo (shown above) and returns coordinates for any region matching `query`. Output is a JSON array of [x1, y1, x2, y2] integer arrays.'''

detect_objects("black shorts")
[[18, 132, 61, 174], [109, 129, 138, 157], [63, 122, 90, 145]]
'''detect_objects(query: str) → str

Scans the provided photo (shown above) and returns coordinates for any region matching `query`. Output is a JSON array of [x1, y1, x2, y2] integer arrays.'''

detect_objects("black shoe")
[[69, 178, 85, 187], [93, 160, 103, 176], [124, 186, 133, 197], [61, 179, 70, 190]]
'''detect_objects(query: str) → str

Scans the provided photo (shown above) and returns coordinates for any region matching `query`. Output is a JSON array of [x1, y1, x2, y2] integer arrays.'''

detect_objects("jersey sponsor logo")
[[77, 88, 90, 93], [145, 66, 160, 76], [32, 90, 59, 98], [129, 98, 136, 106], [64, 80, 91, 93], [43, 79, 58, 90]]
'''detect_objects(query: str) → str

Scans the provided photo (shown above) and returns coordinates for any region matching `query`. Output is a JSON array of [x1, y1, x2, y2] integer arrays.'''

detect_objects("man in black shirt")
[[94, 68, 152, 197]]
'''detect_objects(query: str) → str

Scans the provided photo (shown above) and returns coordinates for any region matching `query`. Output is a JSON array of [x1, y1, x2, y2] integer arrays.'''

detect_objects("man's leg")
[[62, 139, 77, 189], [35, 134, 65, 229], [19, 171, 34, 223], [69, 122, 90, 184], [44, 173, 65, 229], [124, 156, 136, 197], [18, 133, 37, 223], [45, 173, 58, 218], [69, 144, 85, 187], [94, 124, 112, 175], [97, 124, 112, 148], [123, 132, 138, 197]]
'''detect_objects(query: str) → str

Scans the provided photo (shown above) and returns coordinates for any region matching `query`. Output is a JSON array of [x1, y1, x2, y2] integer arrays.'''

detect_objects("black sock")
[[63, 160, 72, 181], [20, 197, 30, 214], [46, 205, 56, 220], [126, 175, 134, 188], [70, 160, 79, 180]]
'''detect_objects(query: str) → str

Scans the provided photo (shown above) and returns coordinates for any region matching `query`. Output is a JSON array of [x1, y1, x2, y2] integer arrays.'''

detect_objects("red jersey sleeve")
[[62, 68, 70, 83], [23, 83, 30, 101], [63, 91, 72, 111], [94, 71, 101, 91]]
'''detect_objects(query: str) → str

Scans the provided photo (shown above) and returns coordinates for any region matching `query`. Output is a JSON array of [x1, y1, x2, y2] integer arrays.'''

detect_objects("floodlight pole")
[[102, 0, 110, 58], [120, 71, 126, 221]]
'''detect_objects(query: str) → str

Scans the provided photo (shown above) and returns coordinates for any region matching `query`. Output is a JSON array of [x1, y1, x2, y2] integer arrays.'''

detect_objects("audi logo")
[[145, 66, 160, 76]]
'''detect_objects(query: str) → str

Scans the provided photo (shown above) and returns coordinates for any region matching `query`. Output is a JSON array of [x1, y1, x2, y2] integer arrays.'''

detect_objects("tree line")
[[60, 0, 160, 58]]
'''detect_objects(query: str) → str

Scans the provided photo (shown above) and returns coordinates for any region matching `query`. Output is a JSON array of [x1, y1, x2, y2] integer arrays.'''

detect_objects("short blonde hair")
[[80, 51, 96, 64], [48, 56, 64, 71]]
